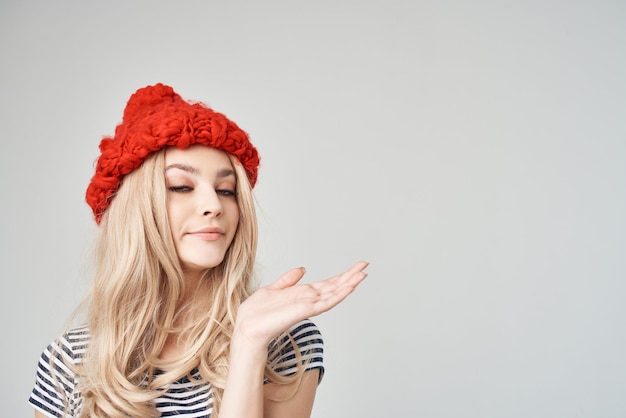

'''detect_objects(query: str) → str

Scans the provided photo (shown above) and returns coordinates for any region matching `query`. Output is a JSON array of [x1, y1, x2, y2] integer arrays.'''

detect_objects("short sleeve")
[[267, 319, 325, 383], [28, 327, 88, 417]]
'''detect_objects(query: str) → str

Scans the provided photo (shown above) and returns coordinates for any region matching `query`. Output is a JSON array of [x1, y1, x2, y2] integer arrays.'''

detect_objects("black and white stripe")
[[29, 320, 323, 417]]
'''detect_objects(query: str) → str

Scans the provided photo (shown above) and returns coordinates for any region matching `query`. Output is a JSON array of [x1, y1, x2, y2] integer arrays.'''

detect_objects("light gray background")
[[1, 1, 625, 417]]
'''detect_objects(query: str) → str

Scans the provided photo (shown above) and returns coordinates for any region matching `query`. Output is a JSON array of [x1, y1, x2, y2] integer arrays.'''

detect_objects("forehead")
[[164, 144, 234, 169]]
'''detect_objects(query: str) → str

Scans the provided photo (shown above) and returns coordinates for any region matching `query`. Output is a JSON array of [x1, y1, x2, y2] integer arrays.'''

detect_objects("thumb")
[[267, 267, 306, 290]]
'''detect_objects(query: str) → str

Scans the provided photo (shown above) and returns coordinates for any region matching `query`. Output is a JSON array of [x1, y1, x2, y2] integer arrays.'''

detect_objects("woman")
[[29, 83, 368, 417]]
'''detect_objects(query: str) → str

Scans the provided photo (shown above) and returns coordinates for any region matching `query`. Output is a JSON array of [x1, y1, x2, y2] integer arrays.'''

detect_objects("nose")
[[199, 189, 222, 217]]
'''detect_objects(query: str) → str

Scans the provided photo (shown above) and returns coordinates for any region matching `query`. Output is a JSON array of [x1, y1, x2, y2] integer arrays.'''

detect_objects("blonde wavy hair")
[[65, 149, 303, 417]]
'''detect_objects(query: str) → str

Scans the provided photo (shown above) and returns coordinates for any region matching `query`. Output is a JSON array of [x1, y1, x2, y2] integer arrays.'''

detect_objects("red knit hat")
[[85, 83, 260, 224]]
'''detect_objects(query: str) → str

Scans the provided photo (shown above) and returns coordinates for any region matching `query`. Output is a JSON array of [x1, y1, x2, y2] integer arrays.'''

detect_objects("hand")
[[234, 261, 369, 349]]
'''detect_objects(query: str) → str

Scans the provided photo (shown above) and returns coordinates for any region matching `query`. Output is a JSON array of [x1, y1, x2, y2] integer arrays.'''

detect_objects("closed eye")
[[217, 189, 238, 197], [169, 185, 193, 193]]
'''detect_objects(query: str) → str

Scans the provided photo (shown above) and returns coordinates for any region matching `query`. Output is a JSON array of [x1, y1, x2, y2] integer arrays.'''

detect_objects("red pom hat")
[[85, 83, 260, 224]]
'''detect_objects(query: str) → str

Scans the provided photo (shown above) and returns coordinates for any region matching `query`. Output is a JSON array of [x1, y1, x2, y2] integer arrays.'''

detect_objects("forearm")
[[218, 330, 268, 418], [219, 261, 368, 417]]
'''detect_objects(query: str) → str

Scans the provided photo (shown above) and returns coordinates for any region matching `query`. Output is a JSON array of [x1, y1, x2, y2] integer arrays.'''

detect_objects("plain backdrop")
[[1, 1, 625, 417]]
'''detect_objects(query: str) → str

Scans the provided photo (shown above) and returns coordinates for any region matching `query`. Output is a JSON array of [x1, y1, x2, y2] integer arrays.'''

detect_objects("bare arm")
[[218, 261, 368, 418], [263, 369, 320, 418]]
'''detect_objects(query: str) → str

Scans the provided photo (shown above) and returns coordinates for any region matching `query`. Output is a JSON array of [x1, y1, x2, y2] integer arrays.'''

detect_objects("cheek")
[[230, 207, 241, 231], [166, 201, 185, 231], [227, 203, 240, 236]]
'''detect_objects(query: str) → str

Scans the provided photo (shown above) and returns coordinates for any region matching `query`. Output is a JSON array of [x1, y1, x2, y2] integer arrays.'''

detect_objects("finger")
[[322, 261, 369, 288], [311, 269, 368, 307], [347, 260, 369, 274], [310, 275, 367, 314], [342, 262, 369, 286], [348, 261, 370, 272], [345, 270, 368, 289], [330, 271, 368, 297], [266, 267, 306, 290]]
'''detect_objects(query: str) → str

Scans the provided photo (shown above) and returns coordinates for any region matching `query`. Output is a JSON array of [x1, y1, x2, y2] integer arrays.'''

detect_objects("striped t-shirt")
[[29, 319, 324, 417]]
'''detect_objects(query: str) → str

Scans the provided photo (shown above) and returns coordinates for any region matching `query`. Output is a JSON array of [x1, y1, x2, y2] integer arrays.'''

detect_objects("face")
[[164, 144, 240, 280]]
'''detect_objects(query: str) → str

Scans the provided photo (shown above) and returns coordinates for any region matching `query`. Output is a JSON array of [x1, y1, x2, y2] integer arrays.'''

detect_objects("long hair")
[[72, 149, 302, 417]]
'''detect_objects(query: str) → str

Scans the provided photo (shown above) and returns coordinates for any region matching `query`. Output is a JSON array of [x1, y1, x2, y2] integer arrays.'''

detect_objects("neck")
[[180, 268, 208, 301]]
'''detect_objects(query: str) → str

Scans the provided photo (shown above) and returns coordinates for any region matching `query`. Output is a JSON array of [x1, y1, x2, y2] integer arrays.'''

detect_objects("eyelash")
[[168, 186, 192, 193], [217, 189, 238, 197], [168, 186, 238, 197]]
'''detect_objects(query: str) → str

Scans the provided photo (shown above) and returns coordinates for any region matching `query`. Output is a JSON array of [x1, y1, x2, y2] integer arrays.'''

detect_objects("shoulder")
[[29, 326, 90, 417], [287, 319, 323, 346], [62, 325, 91, 348], [55, 325, 91, 363], [269, 319, 323, 354], [267, 319, 324, 379], [36, 325, 90, 381], [37, 325, 90, 378]]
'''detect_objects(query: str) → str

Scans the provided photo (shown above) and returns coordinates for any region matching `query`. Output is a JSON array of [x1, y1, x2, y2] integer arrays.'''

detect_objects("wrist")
[[230, 326, 270, 360]]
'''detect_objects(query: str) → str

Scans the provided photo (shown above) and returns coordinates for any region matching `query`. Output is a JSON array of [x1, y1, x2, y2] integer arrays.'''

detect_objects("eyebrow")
[[165, 164, 236, 179]]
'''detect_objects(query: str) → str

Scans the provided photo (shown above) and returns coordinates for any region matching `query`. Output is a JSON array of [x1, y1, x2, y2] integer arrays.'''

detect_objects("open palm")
[[235, 261, 369, 346]]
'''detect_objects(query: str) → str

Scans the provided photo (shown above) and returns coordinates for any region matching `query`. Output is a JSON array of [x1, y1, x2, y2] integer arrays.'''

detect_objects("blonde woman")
[[29, 83, 368, 418]]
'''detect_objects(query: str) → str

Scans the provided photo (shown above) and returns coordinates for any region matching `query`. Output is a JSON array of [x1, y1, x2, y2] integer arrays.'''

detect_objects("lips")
[[187, 226, 225, 241]]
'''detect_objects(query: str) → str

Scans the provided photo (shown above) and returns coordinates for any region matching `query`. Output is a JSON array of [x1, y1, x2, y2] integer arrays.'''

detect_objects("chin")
[[183, 257, 226, 272]]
